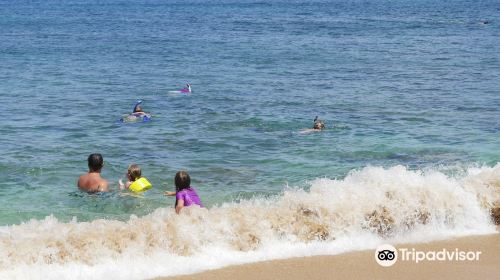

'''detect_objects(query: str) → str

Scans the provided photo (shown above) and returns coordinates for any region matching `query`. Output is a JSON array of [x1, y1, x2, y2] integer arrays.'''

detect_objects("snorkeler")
[[132, 100, 147, 116], [167, 83, 192, 95], [299, 116, 326, 134], [180, 83, 191, 93], [120, 100, 151, 122], [312, 116, 325, 130]]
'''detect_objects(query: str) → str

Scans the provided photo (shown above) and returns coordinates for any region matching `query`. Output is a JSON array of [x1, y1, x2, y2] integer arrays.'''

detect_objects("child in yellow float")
[[119, 164, 152, 192]]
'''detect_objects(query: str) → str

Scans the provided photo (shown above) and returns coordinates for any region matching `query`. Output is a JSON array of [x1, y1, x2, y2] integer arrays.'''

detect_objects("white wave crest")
[[1, 164, 499, 279]]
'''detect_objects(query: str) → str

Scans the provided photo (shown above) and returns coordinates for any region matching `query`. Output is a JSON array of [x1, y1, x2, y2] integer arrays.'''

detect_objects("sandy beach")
[[160, 232, 500, 280]]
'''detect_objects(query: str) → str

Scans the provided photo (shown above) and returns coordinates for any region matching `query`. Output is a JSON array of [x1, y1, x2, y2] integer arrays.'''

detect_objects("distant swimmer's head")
[[313, 122, 325, 130], [88, 153, 104, 172], [175, 170, 191, 192], [133, 105, 143, 113], [127, 164, 141, 181], [313, 116, 325, 130], [133, 100, 143, 113]]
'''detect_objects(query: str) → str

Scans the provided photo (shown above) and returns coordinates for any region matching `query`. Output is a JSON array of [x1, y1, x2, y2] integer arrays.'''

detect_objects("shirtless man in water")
[[77, 153, 109, 193]]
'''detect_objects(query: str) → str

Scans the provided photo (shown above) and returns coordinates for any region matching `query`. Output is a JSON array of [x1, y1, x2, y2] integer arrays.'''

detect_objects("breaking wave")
[[1, 164, 499, 279]]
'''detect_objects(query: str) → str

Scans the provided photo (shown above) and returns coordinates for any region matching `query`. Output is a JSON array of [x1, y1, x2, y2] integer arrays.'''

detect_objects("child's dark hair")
[[175, 171, 191, 192]]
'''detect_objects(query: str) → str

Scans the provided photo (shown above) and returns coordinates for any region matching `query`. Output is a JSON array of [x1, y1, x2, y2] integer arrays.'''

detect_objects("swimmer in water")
[[180, 83, 191, 93], [121, 100, 151, 122], [164, 171, 203, 214], [132, 101, 147, 116], [312, 116, 325, 130], [77, 153, 109, 193], [119, 164, 140, 190], [168, 83, 192, 95], [299, 116, 326, 134], [119, 164, 152, 192]]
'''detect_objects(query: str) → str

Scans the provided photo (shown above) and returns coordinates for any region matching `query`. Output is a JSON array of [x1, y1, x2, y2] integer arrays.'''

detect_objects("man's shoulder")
[[77, 174, 86, 185], [98, 178, 109, 191], [100, 178, 109, 186], [78, 173, 90, 180]]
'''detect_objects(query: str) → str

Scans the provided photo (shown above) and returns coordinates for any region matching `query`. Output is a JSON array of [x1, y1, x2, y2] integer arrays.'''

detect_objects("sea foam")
[[0, 164, 498, 279]]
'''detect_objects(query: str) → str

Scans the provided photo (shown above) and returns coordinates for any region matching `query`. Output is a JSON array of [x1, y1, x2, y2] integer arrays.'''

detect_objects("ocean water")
[[0, 0, 499, 278]]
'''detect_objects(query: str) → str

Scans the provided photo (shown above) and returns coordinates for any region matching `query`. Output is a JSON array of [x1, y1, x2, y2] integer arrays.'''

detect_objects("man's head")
[[88, 153, 104, 172]]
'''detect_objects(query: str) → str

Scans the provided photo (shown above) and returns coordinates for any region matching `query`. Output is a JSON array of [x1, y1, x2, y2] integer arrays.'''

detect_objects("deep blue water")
[[0, 0, 499, 225]]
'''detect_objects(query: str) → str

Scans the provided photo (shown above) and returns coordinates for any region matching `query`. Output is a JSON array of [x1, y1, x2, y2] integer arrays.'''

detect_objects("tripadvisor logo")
[[375, 244, 398, 267], [375, 244, 482, 267]]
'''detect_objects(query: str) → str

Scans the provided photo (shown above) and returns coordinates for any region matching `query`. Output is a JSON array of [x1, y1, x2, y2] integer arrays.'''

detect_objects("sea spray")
[[0, 164, 498, 279]]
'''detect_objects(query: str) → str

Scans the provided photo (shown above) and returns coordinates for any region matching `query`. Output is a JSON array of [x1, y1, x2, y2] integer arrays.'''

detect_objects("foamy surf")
[[1, 164, 498, 280]]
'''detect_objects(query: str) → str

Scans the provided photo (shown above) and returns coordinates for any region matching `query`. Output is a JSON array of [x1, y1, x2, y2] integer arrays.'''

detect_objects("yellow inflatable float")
[[129, 177, 152, 193]]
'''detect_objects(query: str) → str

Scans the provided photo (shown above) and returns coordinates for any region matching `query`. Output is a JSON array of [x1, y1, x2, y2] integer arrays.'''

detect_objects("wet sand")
[[158, 233, 500, 280]]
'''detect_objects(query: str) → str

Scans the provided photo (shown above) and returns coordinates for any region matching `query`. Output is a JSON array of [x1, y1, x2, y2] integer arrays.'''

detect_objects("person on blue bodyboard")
[[120, 100, 151, 122]]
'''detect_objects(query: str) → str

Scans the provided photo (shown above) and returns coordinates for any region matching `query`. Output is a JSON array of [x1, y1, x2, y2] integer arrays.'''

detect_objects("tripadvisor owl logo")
[[374, 244, 482, 267], [375, 244, 398, 267]]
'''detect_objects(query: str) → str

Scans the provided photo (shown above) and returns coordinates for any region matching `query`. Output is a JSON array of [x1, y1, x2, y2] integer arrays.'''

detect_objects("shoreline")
[[158, 232, 500, 280]]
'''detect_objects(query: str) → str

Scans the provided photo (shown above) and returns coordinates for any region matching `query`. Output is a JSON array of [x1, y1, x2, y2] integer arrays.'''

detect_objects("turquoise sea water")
[[1, 0, 499, 226]]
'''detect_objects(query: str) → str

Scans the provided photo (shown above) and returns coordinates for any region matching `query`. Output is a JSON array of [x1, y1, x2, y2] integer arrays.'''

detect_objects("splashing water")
[[1, 164, 498, 279]]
